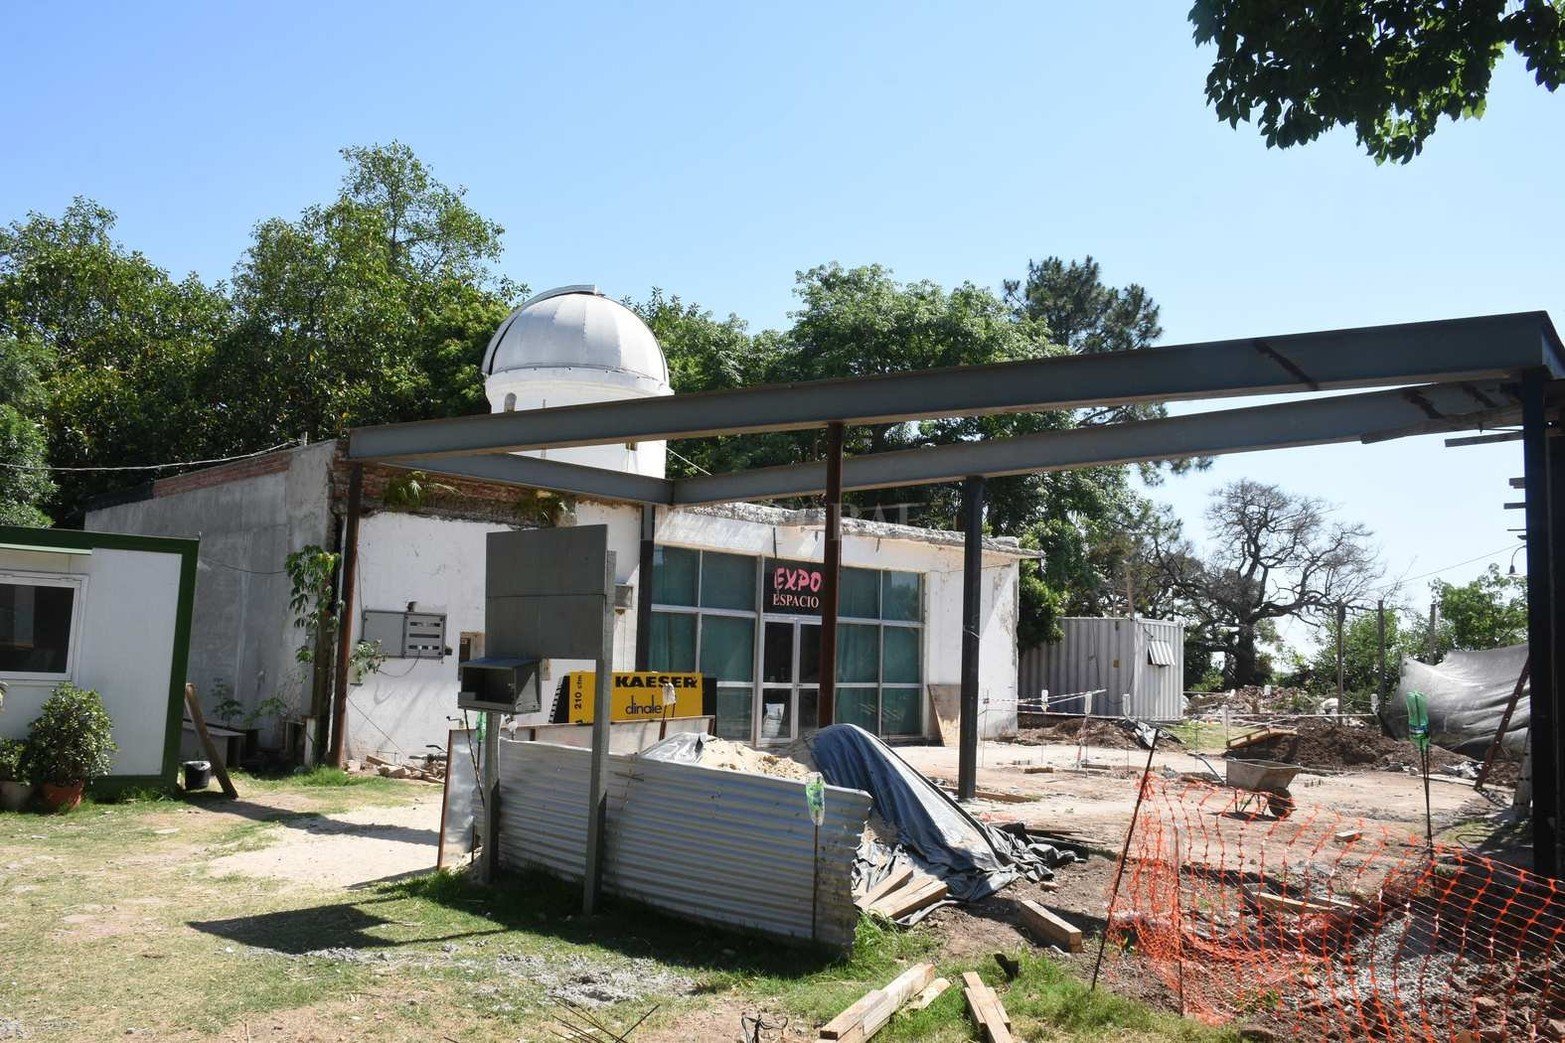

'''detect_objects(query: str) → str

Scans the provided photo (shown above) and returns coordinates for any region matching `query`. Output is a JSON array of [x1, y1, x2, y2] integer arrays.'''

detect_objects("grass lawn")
[[0, 770, 1234, 1042]]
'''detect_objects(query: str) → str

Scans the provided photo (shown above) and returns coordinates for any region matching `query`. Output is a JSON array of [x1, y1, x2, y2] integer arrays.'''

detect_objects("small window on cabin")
[[503, 393, 517, 411], [0, 581, 76, 675], [459, 631, 485, 662]]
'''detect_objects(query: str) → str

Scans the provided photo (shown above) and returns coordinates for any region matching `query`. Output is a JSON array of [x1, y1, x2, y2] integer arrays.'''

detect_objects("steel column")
[[818, 423, 844, 726], [583, 549, 617, 914], [328, 463, 362, 768], [1523, 369, 1560, 876], [635, 506, 656, 671], [957, 476, 985, 801]]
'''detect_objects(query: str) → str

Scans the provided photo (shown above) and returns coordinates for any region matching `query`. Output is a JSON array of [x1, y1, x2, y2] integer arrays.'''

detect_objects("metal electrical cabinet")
[[362, 609, 449, 659], [458, 657, 542, 714]]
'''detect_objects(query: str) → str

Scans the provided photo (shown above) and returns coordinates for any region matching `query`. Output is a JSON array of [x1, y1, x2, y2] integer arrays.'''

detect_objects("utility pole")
[[1426, 599, 1439, 661]]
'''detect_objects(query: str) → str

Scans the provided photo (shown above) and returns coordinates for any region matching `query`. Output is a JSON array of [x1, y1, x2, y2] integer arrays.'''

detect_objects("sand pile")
[[692, 737, 816, 780]]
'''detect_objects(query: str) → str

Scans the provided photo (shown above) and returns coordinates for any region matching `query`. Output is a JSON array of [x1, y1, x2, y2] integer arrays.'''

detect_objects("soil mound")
[[1007, 718, 1140, 750], [1225, 719, 1471, 774]]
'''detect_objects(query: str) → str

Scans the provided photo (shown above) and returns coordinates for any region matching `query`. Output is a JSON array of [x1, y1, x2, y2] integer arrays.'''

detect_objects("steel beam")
[[1524, 371, 1560, 876], [671, 381, 1520, 504], [377, 451, 673, 504], [818, 424, 844, 727], [347, 312, 1564, 461]]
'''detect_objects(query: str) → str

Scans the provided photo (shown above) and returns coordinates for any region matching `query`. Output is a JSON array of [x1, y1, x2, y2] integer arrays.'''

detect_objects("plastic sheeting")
[[1389, 644, 1529, 756], [808, 724, 1075, 902]]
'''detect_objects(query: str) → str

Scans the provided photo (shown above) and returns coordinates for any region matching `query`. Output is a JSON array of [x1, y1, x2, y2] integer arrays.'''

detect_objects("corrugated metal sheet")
[[1017, 617, 1186, 722], [494, 739, 871, 949]]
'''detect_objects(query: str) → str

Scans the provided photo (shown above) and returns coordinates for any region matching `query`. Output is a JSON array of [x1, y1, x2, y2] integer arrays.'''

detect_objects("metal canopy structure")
[[343, 310, 1565, 872]]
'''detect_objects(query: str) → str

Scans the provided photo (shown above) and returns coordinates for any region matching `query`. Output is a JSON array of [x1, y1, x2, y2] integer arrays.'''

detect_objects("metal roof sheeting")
[[495, 739, 871, 949]]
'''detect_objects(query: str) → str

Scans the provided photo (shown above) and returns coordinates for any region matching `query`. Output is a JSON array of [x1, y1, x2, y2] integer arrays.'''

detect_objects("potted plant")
[[0, 738, 30, 812], [21, 684, 117, 813]]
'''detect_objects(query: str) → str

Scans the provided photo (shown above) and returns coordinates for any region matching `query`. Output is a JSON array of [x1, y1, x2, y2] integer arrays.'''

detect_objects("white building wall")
[[86, 442, 337, 735], [0, 545, 184, 777]]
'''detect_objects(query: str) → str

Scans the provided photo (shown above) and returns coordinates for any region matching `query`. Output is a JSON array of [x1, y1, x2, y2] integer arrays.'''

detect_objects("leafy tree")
[[638, 260, 1182, 644], [1155, 479, 1383, 686], [1190, 0, 1565, 163], [0, 335, 53, 525], [218, 142, 519, 449], [1436, 562, 1527, 650], [1306, 606, 1419, 711], [0, 199, 231, 522]]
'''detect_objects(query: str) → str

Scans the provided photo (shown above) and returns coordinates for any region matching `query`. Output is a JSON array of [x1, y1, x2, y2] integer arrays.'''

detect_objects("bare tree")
[[1155, 479, 1382, 687]]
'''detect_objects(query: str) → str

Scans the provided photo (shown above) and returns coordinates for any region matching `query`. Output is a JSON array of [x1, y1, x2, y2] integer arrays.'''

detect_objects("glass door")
[[759, 620, 822, 744]]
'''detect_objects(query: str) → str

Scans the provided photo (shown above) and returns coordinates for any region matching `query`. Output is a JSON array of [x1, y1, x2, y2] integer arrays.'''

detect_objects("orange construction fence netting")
[[1107, 775, 1565, 1042]]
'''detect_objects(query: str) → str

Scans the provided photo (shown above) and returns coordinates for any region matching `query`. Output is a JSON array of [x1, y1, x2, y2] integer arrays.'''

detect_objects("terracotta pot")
[[0, 779, 32, 812], [38, 780, 84, 813]]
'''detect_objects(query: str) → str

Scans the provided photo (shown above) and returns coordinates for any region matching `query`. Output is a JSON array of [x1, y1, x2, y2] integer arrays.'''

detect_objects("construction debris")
[[909, 977, 950, 1011], [961, 972, 1015, 1043], [817, 962, 936, 1041], [866, 873, 949, 921], [1017, 899, 1082, 953]]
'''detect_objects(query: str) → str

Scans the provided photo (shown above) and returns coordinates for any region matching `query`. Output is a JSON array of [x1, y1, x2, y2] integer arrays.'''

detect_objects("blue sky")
[[4, 2, 1555, 646]]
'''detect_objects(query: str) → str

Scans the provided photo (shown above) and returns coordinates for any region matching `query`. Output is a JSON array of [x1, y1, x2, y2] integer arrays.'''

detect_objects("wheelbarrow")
[[1220, 758, 1303, 819]]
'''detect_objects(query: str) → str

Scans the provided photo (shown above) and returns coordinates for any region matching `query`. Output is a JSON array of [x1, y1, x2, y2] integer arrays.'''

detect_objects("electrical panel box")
[[458, 656, 542, 714], [362, 610, 449, 659]]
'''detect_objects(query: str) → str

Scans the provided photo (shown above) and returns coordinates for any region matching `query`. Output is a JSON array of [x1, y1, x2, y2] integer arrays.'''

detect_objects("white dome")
[[482, 285, 670, 392]]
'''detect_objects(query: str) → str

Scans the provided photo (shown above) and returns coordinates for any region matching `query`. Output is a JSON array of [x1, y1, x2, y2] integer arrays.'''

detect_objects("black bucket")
[[183, 760, 213, 791]]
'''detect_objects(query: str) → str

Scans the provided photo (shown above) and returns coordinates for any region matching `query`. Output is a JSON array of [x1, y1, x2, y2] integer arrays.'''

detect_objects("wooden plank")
[[855, 864, 915, 911], [868, 877, 949, 920], [1226, 726, 1295, 750], [909, 977, 950, 1011], [1017, 899, 1083, 953], [820, 963, 936, 1042], [183, 684, 238, 799], [961, 972, 1015, 1043], [1243, 885, 1355, 916]]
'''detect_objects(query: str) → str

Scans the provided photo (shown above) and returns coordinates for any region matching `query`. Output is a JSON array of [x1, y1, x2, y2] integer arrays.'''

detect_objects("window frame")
[[0, 570, 87, 682]]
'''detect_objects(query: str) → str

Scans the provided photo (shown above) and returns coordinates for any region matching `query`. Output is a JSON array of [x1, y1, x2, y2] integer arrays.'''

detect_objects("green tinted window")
[[840, 567, 880, 619], [882, 627, 920, 683], [882, 571, 921, 621], [836, 687, 879, 731], [648, 612, 696, 671], [700, 551, 756, 611], [714, 688, 752, 741], [652, 546, 698, 606], [836, 623, 879, 683], [881, 687, 922, 736], [700, 614, 755, 683]]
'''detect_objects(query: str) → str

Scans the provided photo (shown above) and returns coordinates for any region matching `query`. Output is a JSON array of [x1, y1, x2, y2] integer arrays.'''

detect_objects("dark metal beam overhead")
[[348, 311, 1563, 461], [383, 451, 674, 504], [669, 381, 1520, 504]]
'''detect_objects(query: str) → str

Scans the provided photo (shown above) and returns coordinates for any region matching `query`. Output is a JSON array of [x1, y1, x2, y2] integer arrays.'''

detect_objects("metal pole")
[[328, 462, 363, 768], [1426, 600, 1438, 661], [479, 709, 500, 883], [1375, 599, 1387, 716], [1522, 369, 1559, 877], [1093, 728, 1161, 991], [635, 505, 655, 671], [958, 475, 985, 801], [818, 423, 844, 726], [583, 550, 617, 913]]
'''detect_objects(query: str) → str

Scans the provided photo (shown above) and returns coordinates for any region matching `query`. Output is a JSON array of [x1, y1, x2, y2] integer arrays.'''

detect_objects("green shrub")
[[0, 738, 26, 781], [21, 684, 117, 786]]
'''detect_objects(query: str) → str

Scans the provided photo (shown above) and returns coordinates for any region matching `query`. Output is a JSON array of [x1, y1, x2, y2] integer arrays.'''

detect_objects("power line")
[[0, 440, 299, 474], [1375, 544, 1518, 593]]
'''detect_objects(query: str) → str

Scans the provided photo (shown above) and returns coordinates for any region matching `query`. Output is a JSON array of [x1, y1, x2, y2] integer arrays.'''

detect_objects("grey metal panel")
[[487, 526, 611, 598], [1022, 618, 1185, 721], [496, 740, 592, 881], [493, 740, 871, 950], [347, 312, 1560, 461], [382, 452, 673, 504], [604, 756, 869, 948], [671, 380, 1520, 503]]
